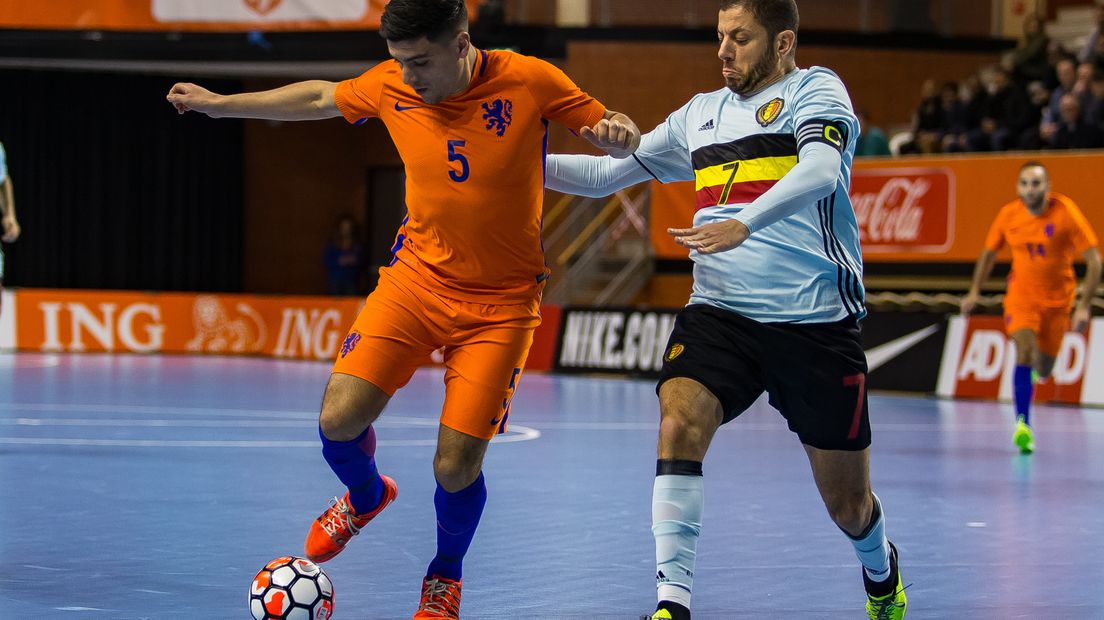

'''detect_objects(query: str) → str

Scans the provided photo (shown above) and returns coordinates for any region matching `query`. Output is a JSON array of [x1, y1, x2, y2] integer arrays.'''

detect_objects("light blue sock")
[[847, 493, 891, 581], [653, 460, 704, 609]]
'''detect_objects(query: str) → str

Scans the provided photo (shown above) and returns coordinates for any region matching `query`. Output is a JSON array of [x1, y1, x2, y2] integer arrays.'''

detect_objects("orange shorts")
[[332, 266, 541, 440], [1003, 297, 1070, 358]]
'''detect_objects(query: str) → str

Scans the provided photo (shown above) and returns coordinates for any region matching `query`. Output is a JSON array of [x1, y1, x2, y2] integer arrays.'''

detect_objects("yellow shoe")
[[865, 542, 907, 619], [641, 601, 690, 620], [1013, 417, 1035, 454]]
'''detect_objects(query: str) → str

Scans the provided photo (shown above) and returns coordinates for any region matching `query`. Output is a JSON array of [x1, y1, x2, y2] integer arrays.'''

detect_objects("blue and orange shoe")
[[413, 574, 462, 619], [304, 475, 398, 563]]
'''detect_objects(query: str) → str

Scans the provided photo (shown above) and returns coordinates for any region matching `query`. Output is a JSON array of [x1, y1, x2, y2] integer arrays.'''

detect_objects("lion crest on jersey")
[[756, 97, 785, 127], [482, 99, 513, 136]]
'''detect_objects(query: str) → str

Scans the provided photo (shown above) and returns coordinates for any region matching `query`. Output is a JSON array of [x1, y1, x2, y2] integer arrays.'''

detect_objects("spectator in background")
[[1046, 93, 1103, 149], [0, 141, 19, 317], [1078, 3, 1104, 66], [1086, 69, 1104, 128], [1043, 39, 1070, 90], [1030, 57, 1079, 148], [902, 78, 944, 154], [967, 67, 1030, 151], [937, 80, 969, 152], [944, 75, 987, 153], [855, 110, 890, 156], [323, 214, 365, 296], [1012, 13, 1050, 84]]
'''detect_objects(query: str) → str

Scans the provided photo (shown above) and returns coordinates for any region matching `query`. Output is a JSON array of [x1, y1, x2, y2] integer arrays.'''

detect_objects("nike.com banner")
[[937, 315, 1104, 406], [0, 0, 481, 32], [555, 307, 679, 376]]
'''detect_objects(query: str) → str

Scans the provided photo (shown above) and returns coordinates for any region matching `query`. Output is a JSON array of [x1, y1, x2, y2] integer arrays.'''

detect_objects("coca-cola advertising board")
[[850, 167, 955, 254]]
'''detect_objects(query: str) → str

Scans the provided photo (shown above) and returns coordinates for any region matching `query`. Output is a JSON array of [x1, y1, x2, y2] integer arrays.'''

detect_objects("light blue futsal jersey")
[[633, 67, 864, 323]]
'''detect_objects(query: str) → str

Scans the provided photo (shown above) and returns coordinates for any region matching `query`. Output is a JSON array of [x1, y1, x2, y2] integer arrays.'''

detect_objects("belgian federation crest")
[[665, 343, 685, 362], [756, 97, 785, 127]]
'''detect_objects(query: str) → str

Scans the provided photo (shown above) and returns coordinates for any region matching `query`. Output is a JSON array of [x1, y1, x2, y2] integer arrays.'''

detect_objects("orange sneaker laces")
[[319, 495, 364, 539], [419, 577, 461, 616]]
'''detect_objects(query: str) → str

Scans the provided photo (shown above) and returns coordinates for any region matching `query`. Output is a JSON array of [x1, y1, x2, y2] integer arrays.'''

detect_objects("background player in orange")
[[166, 0, 640, 617], [962, 161, 1101, 454], [0, 140, 19, 318]]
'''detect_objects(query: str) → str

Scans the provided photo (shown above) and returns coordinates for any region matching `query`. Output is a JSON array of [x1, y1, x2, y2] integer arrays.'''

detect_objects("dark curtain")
[[0, 69, 243, 292]]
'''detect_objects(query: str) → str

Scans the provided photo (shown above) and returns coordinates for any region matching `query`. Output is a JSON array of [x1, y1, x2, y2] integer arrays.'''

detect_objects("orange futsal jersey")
[[984, 192, 1100, 308], [334, 50, 606, 304]]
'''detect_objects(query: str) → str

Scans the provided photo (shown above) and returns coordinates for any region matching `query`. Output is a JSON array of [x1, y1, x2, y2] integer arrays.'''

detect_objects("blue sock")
[[1013, 365, 1034, 426], [846, 493, 890, 582], [319, 424, 384, 515], [426, 472, 487, 581]]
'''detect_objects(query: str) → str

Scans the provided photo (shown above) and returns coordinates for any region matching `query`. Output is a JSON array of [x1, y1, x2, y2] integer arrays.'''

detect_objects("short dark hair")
[[1021, 160, 1049, 177], [720, 0, 799, 40], [379, 0, 468, 43]]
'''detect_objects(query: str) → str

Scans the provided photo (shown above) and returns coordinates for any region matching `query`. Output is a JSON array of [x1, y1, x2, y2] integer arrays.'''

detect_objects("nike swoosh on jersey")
[[865, 324, 940, 373], [394, 102, 421, 111]]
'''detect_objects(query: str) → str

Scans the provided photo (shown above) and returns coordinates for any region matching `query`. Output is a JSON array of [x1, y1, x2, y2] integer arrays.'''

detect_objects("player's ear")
[[777, 29, 796, 58], [454, 31, 471, 59]]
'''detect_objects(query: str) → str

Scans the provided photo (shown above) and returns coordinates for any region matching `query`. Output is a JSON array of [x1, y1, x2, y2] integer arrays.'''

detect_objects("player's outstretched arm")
[[545, 153, 653, 198], [961, 248, 998, 316], [1073, 247, 1102, 332], [580, 110, 641, 159], [166, 80, 341, 121]]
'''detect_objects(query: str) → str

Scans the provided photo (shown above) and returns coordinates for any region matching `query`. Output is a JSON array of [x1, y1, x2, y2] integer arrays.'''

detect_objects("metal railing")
[[542, 184, 654, 306]]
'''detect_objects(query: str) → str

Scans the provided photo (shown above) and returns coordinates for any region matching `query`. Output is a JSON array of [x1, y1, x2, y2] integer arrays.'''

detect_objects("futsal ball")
[[249, 556, 335, 620]]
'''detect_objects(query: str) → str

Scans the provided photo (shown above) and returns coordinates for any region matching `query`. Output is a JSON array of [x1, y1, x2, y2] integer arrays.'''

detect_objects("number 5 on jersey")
[[448, 139, 469, 183]]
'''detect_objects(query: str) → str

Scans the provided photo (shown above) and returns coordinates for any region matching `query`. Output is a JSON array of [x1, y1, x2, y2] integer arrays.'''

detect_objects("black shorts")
[[656, 304, 871, 451]]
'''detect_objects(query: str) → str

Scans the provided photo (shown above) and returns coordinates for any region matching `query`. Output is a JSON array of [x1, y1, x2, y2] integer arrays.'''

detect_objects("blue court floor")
[[1, 352, 1103, 619]]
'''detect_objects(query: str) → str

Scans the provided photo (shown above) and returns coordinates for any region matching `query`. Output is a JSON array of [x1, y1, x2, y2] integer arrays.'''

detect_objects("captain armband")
[[796, 119, 848, 154]]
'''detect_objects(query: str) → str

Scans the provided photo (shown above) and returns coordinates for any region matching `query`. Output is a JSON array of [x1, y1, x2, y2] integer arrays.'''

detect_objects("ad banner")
[[937, 315, 1101, 406], [0, 0, 481, 32], [554, 307, 679, 377], [5, 288, 562, 371]]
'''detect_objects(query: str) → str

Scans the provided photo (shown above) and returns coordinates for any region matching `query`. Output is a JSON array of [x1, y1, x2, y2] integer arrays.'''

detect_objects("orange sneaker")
[[412, 575, 462, 619], [303, 475, 398, 563]]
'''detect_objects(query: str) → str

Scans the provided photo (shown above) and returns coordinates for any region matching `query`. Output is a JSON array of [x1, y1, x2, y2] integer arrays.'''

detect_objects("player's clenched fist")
[[581, 114, 641, 159], [166, 83, 222, 117]]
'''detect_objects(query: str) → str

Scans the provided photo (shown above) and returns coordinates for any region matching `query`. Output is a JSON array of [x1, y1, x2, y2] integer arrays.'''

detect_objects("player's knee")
[[659, 409, 714, 452], [433, 450, 481, 491], [319, 375, 386, 441], [824, 492, 871, 535]]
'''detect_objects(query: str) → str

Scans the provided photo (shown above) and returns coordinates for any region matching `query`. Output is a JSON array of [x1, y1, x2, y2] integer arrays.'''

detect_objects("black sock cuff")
[[656, 459, 703, 476]]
